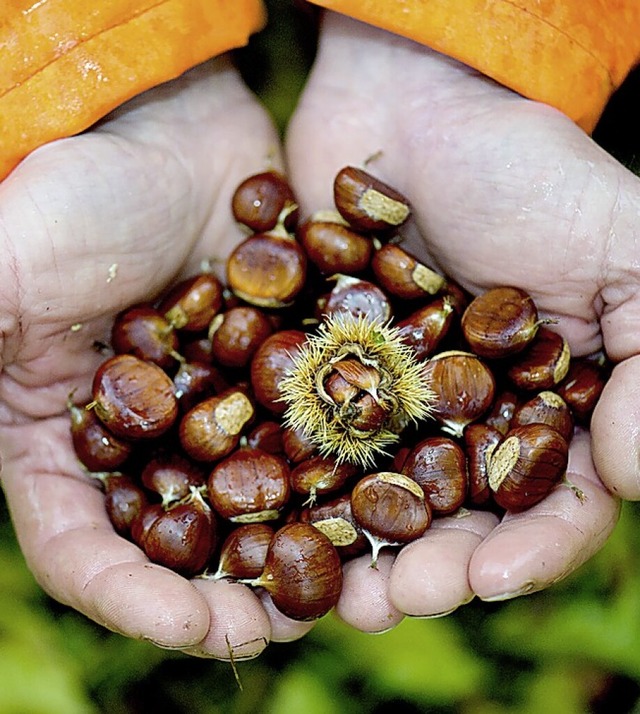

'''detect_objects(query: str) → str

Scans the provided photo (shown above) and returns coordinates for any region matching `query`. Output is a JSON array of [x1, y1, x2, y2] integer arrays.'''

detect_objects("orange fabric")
[[309, 0, 640, 133], [0, 0, 266, 180]]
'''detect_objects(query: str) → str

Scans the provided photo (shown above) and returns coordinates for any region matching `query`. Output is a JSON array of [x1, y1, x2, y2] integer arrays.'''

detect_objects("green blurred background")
[[3, 1, 640, 712]]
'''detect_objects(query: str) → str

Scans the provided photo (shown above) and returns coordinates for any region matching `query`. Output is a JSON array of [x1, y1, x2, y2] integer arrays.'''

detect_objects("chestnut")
[[179, 389, 255, 462], [488, 423, 569, 512], [282, 425, 318, 463], [159, 273, 224, 332], [140, 489, 217, 576], [464, 423, 502, 507], [111, 304, 180, 369], [290, 455, 359, 504], [350, 472, 431, 565], [461, 286, 540, 359], [209, 306, 273, 369], [231, 170, 298, 232], [250, 329, 307, 414], [401, 436, 468, 515], [299, 493, 368, 558], [507, 326, 571, 390], [69, 401, 133, 471], [90, 354, 178, 440], [213, 523, 275, 580], [172, 361, 226, 414], [484, 389, 519, 435], [511, 390, 574, 442], [333, 166, 411, 233], [243, 522, 343, 621], [316, 274, 392, 323], [396, 295, 456, 361], [140, 453, 205, 507], [102, 473, 148, 537], [422, 350, 496, 437], [245, 420, 285, 454], [207, 447, 291, 522], [557, 354, 608, 423], [297, 213, 373, 275], [371, 243, 445, 300], [226, 226, 307, 309]]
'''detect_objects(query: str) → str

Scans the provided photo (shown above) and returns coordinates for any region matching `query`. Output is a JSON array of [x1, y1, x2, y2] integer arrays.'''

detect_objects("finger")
[[389, 510, 498, 617], [591, 356, 640, 500], [1, 418, 210, 648], [468, 429, 620, 601], [0, 58, 284, 413], [181, 579, 272, 660], [255, 589, 317, 643], [335, 552, 404, 633]]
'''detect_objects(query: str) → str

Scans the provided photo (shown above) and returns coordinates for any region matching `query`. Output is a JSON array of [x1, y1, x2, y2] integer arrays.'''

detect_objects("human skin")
[[0, 11, 636, 655], [285, 12, 633, 627], [0, 56, 315, 659]]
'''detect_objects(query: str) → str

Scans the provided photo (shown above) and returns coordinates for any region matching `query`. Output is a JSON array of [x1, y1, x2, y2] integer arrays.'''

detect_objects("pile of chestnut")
[[70, 166, 609, 622]]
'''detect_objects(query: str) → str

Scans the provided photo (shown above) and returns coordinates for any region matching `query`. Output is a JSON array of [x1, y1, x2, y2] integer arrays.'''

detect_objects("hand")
[[286, 12, 630, 630], [0, 57, 314, 658]]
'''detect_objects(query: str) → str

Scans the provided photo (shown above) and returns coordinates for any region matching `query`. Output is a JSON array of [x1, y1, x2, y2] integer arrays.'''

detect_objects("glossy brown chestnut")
[[130, 503, 164, 548], [507, 326, 571, 390], [231, 170, 298, 232], [172, 361, 226, 414], [245, 522, 343, 621], [290, 455, 359, 504], [316, 274, 392, 323], [299, 493, 368, 558], [557, 355, 608, 423], [334, 166, 411, 233], [140, 453, 206, 507], [422, 350, 496, 437], [350, 472, 431, 565], [246, 420, 285, 454], [103, 474, 148, 537], [297, 213, 373, 275], [461, 286, 540, 359], [209, 306, 273, 369], [226, 230, 307, 308], [401, 436, 468, 515], [282, 425, 318, 463], [396, 295, 456, 361], [69, 402, 133, 471], [250, 329, 307, 414], [464, 423, 502, 507], [140, 490, 217, 576], [207, 447, 291, 522], [484, 389, 519, 435], [90, 354, 178, 440], [179, 389, 255, 462], [371, 243, 446, 300], [488, 423, 569, 512], [160, 273, 224, 332], [511, 391, 574, 442], [111, 304, 180, 370], [213, 523, 275, 580]]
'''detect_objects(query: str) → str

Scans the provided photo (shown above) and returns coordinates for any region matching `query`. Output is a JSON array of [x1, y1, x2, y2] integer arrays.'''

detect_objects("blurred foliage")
[[3, 1, 640, 713]]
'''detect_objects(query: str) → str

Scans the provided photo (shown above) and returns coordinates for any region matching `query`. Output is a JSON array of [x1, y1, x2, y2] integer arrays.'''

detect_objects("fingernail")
[[478, 581, 538, 602]]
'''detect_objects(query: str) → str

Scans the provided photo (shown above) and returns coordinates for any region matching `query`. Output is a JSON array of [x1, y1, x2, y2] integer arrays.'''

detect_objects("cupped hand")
[[286, 12, 634, 628], [0, 57, 314, 658]]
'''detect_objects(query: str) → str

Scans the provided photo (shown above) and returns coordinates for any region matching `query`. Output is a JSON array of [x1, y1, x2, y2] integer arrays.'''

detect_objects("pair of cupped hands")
[[0, 14, 637, 659]]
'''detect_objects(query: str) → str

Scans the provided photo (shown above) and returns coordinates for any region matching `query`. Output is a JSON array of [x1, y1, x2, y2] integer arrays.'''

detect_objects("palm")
[[286, 13, 632, 626], [0, 58, 312, 658]]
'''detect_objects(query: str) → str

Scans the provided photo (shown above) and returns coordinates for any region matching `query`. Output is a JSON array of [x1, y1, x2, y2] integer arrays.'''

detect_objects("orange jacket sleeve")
[[0, 0, 266, 181], [308, 0, 640, 134]]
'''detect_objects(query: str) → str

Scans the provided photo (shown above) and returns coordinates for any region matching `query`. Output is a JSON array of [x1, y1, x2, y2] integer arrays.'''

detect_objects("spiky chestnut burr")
[[279, 313, 434, 468]]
